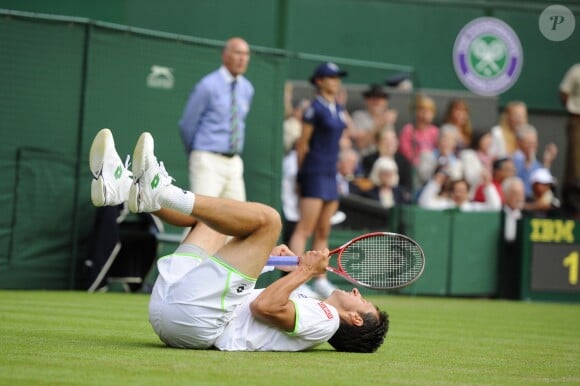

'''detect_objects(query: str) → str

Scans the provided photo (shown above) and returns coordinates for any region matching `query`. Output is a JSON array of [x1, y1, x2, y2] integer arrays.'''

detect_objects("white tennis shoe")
[[128, 132, 173, 213], [89, 128, 132, 207]]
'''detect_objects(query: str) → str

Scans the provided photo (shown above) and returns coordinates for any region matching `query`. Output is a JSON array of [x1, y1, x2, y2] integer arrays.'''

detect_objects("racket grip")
[[266, 256, 299, 266]]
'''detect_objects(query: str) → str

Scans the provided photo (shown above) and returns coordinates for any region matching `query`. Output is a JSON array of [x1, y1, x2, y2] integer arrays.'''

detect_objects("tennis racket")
[[266, 232, 425, 290]]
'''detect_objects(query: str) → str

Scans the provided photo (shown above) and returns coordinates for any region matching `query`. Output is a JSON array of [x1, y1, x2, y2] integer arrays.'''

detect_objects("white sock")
[[160, 185, 195, 215]]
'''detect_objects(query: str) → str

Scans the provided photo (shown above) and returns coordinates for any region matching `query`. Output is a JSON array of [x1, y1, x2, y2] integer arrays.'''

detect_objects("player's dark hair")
[[327, 307, 389, 353]]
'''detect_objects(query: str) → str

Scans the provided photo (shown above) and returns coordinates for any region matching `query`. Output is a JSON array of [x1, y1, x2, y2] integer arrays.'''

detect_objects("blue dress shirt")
[[179, 66, 254, 154], [512, 150, 542, 198]]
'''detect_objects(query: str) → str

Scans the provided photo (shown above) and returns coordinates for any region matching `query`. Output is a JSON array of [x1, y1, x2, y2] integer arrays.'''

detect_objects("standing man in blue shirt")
[[179, 37, 254, 201]]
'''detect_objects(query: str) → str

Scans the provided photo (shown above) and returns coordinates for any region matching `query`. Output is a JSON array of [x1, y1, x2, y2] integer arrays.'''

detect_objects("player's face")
[[330, 288, 378, 318]]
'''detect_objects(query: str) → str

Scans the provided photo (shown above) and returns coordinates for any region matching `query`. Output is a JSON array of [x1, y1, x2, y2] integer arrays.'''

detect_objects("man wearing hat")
[[350, 83, 397, 157], [524, 168, 560, 214]]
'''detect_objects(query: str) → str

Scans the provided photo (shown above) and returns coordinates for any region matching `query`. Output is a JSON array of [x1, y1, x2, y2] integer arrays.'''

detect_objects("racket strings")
[[339, 235, 424, 289]]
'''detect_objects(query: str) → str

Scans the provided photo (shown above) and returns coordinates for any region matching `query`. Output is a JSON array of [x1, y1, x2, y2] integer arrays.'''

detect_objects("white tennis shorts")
[[148, 244, 257, 349]]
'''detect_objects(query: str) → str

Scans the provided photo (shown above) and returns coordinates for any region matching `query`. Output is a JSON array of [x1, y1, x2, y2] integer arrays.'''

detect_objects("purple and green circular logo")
[[453, 17, 523, 96]]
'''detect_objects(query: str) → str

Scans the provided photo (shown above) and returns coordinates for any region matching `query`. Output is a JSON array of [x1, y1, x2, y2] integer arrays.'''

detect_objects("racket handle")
[[266, 256, 299, 266]]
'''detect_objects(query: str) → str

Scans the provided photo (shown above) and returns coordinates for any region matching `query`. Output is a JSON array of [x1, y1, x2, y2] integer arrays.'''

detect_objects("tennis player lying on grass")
[[89, 128, 388, 352]]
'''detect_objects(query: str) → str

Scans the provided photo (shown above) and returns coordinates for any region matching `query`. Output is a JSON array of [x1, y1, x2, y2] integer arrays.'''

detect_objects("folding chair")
[[86, 205, 158, 293]]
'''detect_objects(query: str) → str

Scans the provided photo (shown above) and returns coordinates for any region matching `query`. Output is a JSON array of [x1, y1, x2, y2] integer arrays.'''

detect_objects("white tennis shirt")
[[214, 289, 340, 351]]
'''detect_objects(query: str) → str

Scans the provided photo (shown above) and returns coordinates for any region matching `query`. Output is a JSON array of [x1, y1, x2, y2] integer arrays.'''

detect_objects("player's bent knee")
[[258, 204, 282, 234]]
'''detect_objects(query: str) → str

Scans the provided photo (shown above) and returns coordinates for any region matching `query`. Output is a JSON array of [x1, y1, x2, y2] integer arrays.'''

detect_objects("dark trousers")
[[498, 240, 521, 300]]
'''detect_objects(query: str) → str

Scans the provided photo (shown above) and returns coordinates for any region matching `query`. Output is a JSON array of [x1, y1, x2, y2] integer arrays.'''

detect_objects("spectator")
[[289, 62, 348, 299], [365, 157, 411, 208], [459, 148, 485, 197], [281, 97, 310, 246], [350, 84, 397, 156], [498, 176, 526, 300], [336, 147, 365, 196], [179, 37, 253, 201], [283, 82, 294, 119], [524, 168, 560, 215], [418, 172, 501, 211], [281, 147, 300, 245], [416, 127, 461, 187], [439, 100, 485, 191], [489, 101, 527, 159], [336, 87, 356, 151], [502, 176, 526, 242], [440, 99, 473, 150], [512, 124, 558, 198], [559, 63, 580, 219], [361, 129, 413, 193], [283, 97, 310, 160], [385, 72, 414, 91], [473, 157, 516, 204], [399, 94, 439, 165], [472, 131, 494, 175]]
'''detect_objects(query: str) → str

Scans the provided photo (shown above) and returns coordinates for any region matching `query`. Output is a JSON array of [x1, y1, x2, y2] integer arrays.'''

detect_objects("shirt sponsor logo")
[[318, 302, 334, 320], [453, 17, 523, 96]]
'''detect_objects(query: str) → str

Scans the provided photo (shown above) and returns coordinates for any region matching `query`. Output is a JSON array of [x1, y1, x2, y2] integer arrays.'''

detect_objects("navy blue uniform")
[[298, 96, 347, 200]]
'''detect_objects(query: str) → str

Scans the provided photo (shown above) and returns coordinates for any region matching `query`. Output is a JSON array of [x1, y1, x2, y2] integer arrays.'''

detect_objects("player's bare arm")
[[250, 249, 330, 331]]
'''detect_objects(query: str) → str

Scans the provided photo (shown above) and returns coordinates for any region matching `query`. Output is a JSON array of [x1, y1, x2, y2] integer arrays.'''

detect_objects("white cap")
[[530, 168, 555, 185]]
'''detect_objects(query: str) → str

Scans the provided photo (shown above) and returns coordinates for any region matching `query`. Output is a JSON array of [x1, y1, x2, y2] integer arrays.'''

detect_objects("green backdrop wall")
[[0, 0, 578, 110], [0, 1, 576, 290], [0, 10, 410, 289], [0, 16, 86, 288], [0, 13, 287, 289]]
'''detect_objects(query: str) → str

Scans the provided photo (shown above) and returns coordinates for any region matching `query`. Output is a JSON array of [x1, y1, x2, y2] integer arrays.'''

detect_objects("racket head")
[[335, 232, 425, 290]]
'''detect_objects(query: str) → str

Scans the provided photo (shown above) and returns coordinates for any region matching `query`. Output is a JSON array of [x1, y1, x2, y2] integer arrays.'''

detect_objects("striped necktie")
[[230, 80, 239, 153]]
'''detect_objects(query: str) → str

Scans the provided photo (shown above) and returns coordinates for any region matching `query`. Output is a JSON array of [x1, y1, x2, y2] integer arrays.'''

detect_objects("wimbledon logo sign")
[[453, 17, 523, 96]]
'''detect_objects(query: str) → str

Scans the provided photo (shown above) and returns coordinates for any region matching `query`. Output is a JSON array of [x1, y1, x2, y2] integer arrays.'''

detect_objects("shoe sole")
[[128, 132, 153, 213], [89, 128, 113, 207]]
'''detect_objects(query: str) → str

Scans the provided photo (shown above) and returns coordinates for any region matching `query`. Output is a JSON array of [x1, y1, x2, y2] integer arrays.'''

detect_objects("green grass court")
[[1, 291, 578, 385]]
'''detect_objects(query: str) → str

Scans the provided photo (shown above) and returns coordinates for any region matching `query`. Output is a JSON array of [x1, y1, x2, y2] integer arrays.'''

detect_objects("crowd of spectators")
[[281, 67, 573, 299], [285, 81, 565, 223]]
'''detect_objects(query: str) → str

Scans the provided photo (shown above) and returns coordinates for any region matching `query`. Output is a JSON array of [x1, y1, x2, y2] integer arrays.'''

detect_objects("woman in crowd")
[[489, 101, 528, 159], [399, 94, 439, 166], [440, 99, 473, 150]]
